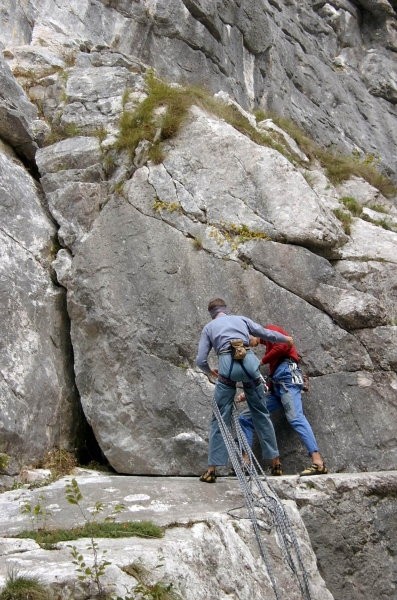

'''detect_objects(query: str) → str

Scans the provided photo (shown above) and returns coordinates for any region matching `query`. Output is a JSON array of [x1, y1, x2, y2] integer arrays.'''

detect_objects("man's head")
[[207, 297, 227, 319]]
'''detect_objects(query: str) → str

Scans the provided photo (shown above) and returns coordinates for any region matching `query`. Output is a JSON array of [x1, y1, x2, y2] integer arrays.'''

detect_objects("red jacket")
[[260, 324, 300, 376]]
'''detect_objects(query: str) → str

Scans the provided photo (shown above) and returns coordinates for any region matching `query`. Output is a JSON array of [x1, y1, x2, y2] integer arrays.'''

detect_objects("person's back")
[[260, 324, 300, 375]]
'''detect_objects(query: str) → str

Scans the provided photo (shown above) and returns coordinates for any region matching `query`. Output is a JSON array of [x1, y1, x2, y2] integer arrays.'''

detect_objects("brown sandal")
[[199, 470, 217, 483]]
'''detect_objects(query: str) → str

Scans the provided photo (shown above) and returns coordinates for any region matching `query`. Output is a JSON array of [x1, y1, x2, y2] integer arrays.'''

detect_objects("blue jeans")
[[207, 351, 279, 465], [239, 359, 319, 455]]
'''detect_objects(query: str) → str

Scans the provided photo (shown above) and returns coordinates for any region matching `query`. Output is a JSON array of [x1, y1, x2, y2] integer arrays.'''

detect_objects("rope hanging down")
[[211, 394, 314, 600]]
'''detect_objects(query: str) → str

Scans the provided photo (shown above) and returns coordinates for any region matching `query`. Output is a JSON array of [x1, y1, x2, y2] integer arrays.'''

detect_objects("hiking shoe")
[[270, 463, 283, 476], [300, 463, 328, 476], [199, 470, 217, 483]]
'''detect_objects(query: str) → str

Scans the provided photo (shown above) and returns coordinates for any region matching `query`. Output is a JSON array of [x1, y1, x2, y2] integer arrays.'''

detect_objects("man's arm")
[[196, 327, 213, 376], [246, 319, 293, 347]]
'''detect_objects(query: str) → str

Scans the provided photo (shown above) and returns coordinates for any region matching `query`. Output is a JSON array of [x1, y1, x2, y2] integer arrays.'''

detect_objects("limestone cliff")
[[0, 3, 396, 599]]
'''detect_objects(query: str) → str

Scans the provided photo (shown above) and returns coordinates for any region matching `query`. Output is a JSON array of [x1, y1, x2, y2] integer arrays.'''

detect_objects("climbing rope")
[[210, 393, 313, 600]]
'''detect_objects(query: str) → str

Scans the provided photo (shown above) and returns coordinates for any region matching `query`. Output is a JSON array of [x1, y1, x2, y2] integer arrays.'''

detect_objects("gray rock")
[[0, 470, 395, 600], [239, 240, 388, 329], [0, 55, 38, 162], [2, 0, 397, 178], [272, 471, 397, 600], [355, 326, 397, 370], [0, 145, 78, 472]]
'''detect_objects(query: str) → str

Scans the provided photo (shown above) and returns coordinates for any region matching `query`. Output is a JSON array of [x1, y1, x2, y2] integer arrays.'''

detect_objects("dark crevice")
[[52, 237, 110, 470]]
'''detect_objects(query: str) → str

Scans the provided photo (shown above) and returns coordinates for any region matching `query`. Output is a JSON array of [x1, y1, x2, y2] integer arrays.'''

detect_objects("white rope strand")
[[210, 394, 313, 600]]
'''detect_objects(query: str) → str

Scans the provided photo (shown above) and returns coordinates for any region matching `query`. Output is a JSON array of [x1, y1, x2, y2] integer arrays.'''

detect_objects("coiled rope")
[[210, 392, 313, 600]]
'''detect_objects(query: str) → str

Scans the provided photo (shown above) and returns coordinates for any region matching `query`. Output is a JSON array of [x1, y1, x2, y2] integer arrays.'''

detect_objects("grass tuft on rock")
[[117, 71, 397, 199], [116, 71, 296, 164], [14, 520, 164, 547], [0, 573, 50, 600]]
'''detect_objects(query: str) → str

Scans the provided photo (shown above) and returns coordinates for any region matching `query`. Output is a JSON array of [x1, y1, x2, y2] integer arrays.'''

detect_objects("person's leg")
[[230, 351, 281, 473], [238, 409, 255, 448], [200, 380, 236, 482], [278, 380, 327, 474], [243, 382, 280, 464]]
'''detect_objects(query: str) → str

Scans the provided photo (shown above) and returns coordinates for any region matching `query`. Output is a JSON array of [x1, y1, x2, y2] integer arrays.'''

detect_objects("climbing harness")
[[210, 372, 313, 600]]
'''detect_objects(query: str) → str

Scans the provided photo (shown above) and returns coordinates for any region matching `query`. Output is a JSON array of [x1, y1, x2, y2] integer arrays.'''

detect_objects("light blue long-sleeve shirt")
[[196, 314, 290, 375]]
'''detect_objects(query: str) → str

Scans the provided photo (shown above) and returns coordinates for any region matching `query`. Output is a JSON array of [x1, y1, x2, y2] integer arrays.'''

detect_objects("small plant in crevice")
[[39, 447, 78, 479], [69, 542, 110, 598], [361, 213, 396, 232], [61, 49, 78, 67], [253, 108, 267, 122], [192, 236, 203, 250], [120, 562, 182, 600], [333, 208, 352, 235], [369, 204, 389, 214], [153, 198, 182, 214], [65, 477, 114, 598], [340, 196, 363, 217], [218, 222, 269, 250], [93, 125, 108, 143], [20, 493, 52, 532], [43, 122, 81, 146], [0, 452, 10, 472], [302, 170, 316, 188], [227, 223, 269, 243], [318, 149, 396, 198]]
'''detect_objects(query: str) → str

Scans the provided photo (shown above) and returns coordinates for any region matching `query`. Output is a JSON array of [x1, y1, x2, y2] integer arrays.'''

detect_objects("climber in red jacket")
[[238, 325, 327, 476]]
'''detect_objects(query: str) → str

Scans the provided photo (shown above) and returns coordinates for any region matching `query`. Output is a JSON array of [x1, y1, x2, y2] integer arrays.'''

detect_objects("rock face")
[[0, 3, 397, 600], [1, 0, 397, 179], [0, 140, 79, 473], [0, 1, 396, 481], [0, 470, 395, 600]]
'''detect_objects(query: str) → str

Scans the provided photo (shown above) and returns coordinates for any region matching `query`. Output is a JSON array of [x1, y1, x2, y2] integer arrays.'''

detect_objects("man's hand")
[[209, 368, 218, 379], [249, 336, 260, 347], [285, 336, 294, 347], [236, 392, 246, 403]]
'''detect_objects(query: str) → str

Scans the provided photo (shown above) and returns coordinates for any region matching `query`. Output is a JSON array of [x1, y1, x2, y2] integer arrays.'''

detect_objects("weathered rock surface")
[[0, 4, 396, 599], [40, 97, 395, 476], [273, 470, 397, 600], [3, 0, 396, 177], [0, 55, 39, 163], [0, 0, 396, 485], [0, 470, 395, 600], [0, 142, 79, 472]]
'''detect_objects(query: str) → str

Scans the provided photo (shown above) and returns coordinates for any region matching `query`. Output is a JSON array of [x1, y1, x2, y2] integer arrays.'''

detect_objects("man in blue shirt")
[[196, 297, 293, 482]]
